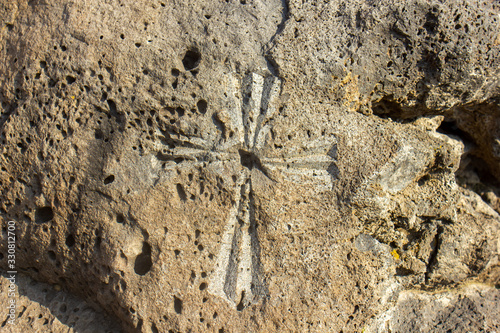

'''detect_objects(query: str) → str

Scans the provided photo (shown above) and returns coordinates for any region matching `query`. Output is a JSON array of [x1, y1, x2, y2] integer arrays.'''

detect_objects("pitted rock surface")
[[0, 0, 499, 332], [366, 284, 500, 333], [0, 273, 121, 333]]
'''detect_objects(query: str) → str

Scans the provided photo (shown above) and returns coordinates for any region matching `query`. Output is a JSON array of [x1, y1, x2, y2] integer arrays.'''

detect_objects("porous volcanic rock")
[[0, 273, 121, 332], [0, 0, 499, 332], [366, 283, 500, 332]]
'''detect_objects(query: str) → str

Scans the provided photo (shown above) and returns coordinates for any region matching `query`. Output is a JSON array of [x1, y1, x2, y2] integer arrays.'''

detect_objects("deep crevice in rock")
[[424, 226, 443, 284], [372, 96, 430, 121]]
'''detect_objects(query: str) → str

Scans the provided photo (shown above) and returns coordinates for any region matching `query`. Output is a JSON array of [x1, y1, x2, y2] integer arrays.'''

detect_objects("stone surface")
[[366, 284, 500, 333], [0, 273, 121, 332], [0, 0, 499, 332]]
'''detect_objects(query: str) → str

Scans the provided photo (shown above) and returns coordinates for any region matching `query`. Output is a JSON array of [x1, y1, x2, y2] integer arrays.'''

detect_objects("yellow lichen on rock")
[[391, 249, 400, 261]]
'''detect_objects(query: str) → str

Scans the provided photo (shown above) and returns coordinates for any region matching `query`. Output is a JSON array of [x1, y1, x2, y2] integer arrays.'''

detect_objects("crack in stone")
[[424, 225, 443, 285]]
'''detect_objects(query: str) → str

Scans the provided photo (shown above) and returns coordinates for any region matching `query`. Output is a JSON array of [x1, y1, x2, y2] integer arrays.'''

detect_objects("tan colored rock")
[[0, 273, 121, 332], [366, 283, 500, 333], [0, 0, 499, 332]]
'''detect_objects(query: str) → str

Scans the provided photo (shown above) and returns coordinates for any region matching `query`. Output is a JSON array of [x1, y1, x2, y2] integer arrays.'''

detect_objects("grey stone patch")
[[365, 284, 500, 333], [371, 145, 430, 194]]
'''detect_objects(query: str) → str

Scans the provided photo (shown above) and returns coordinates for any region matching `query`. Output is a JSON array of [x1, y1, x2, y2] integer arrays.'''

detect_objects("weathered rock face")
[[0, 0, 499, 332], [366, 283, 500, 332], [272, 0, 500, 181], [0, 273, 121, 332]]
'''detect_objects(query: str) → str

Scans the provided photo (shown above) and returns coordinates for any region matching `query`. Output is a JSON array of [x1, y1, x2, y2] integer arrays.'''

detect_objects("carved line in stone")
[[155, 72, 337, 182], [207, 73, 283, 309], [155, 72, 337, 308], [208, 174, 265, 309]]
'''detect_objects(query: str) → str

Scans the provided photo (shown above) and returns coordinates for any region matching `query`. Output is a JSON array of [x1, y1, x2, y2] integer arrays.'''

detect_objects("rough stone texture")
[[0, 273, 121, 332], [271, 0, 500, 183], [0, 0, 499, 332], [273, 0, 500, 111], [366, 284, 500, 333]]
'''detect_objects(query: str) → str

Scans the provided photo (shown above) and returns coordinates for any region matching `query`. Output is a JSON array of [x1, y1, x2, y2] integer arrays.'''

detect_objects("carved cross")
[[157, 72, 337, 309]]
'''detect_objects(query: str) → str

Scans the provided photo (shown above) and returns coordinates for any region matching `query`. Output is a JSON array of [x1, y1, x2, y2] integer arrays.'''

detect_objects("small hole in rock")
[[116, 214, 125, 224], [174, 296, 183, 314], [104, 175, 115, 185], [176, 184, 187, 201], [134, 242, 152, 276], [176, 107, 185, 117], [48, 251, 56, 261], [65, 234, 75, 247], [35, 206, 54, 224], [197, 99, 208, 114], [182, 49, 201, 71]]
